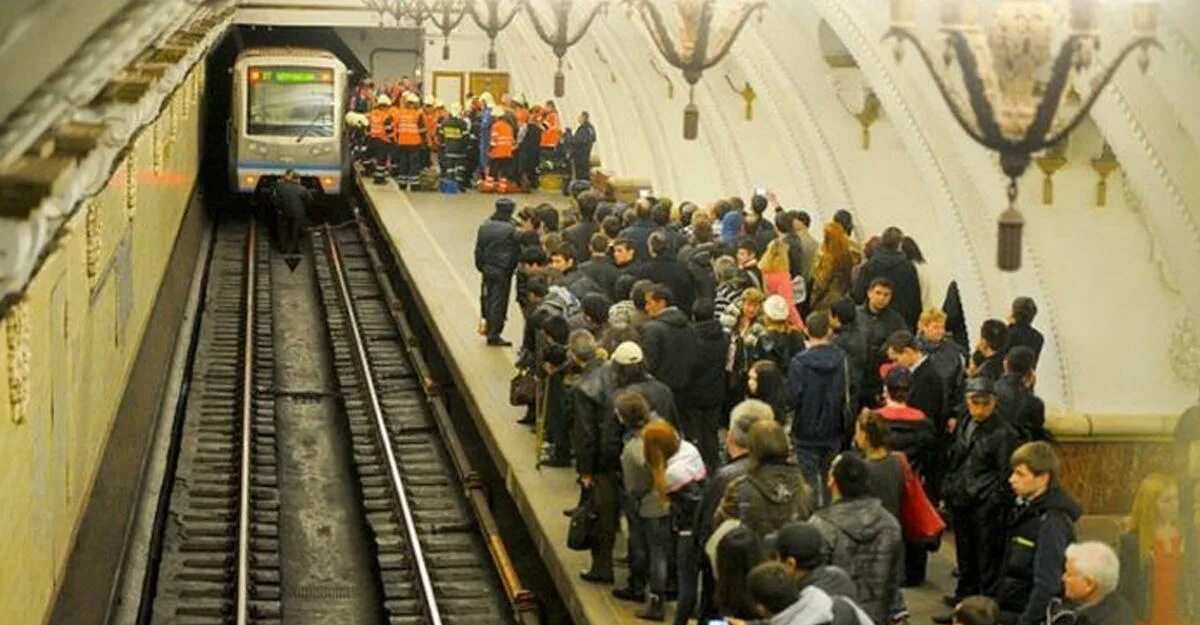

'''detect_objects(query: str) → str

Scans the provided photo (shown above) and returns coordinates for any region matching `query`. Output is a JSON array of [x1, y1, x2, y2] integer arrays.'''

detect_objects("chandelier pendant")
[[528, 0, 609, 97]]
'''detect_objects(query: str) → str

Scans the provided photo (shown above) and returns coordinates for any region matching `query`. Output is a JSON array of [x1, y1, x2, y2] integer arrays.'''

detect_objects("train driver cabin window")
[[247, 66, 335, 137]]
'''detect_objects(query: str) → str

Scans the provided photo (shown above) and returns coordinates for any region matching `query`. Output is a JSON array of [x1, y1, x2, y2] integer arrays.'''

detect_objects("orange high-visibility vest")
[[489, 118, 515, 159], [540, 111, 562, 148], [422, 110, 441, 146], [368, 108, 393, 141], [515, 107, 529, 126], [395, 108, 422, 146]]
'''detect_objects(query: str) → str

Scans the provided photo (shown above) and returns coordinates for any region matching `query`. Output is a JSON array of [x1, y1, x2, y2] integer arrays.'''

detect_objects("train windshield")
[[246, 66, 335, 137]]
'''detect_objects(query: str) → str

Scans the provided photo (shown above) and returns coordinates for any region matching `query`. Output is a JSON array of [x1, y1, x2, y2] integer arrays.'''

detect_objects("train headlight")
[[309, 144, 332, 156], [248, 142, 268, 154]]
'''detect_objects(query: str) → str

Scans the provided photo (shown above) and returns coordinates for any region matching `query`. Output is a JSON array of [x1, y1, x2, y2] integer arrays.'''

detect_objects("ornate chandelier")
[[886, 0, 1160, 271], [527, 0, 609, 97], [427, 0, 471, 60], [625, 0, 765, 140], [470, 0, 525, 69]]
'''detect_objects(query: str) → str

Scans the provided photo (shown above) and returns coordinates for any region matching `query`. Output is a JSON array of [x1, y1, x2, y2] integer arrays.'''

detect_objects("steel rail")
[[322, 223, 444, 625], [235, 219, 257, 625]]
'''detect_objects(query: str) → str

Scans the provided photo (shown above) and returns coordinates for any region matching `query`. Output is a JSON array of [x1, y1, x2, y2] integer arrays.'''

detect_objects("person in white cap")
[[366, 94, 395, 180], [393, 92, 427, 188]]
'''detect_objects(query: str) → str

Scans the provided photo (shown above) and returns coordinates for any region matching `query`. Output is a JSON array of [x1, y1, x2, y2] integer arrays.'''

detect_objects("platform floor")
[[359, 178, 957, 625]]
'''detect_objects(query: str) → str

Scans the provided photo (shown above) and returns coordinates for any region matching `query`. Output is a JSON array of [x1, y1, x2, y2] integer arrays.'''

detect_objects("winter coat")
[[687, 318, 730, 409], [877, 405, 937, 475], [810, 251, 853, 314], [473, 213, 520, 278], [1008, 322, 1045, 366], [787, 344, 850, 448], [764, 270, 805, 330], [834, 322, 869, 412], [746, 221, 775, 256], [757, 329, 806, 377], [622, 421, 668, 518], [908, 356, 949, 431], [678, 240, 723, 302], [974, 352, 1006, 382], [665, 440, 708, 532], [578, 255, 620, 300], [641, 307, 699, 393], [942, 414, 1020, 511], [696, 453, 752, 546], [918, 336, 967, 415], [563, 219, 599, 260], [573, 364, 678, 476], [801, 565, 859, 603], [619, 218, 657, 261], [720, 211, 744, 247], [715, 462, 815, 539], [1069, 593, 1137, 625], [857, 304, 907, 404], [640, 257, 696, 315], [995, 373, 1048, 443], [852, 247, 922, 330], [787, 230, 819, 280], [559, 266, 604, 300], [809, 496, 904, 625], [942, 280, 970, 353], [765, 586, 874, 625], [992, 485, 1082, 625]]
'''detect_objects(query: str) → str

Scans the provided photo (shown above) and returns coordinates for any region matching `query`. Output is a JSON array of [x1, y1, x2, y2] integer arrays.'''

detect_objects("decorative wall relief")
[[724, 74, 756, 121], [5, 297, 30, 425], [649, 58, 674, 100], [854, 90, 880, 149], [1091, 142, 1119, 207], [124, 149, 137, 223], [594, 46, 616, 84], [1170, 318, 1200, 397], [1035, 140, 1068, 205], [85, 199, 102, 289]]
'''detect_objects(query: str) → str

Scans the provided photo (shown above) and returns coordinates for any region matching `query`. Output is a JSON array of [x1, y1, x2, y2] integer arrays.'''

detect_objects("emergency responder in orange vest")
[[488, 105, 516, 182], [366, 95, 395, 179], [540, 101, 562, 153], [439, 103, 470, 185], [421, 96, 443, 169], [393, 92, 426, 188]]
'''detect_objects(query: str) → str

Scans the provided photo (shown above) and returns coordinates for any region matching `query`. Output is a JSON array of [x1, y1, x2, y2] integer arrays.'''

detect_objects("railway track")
[[146, 216, 535, 625]]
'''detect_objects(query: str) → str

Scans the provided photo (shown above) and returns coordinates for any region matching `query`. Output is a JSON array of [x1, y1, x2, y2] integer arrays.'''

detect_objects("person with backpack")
[[808, 453, 905, 625], [786, 311, 851, 505], [714, 420, 814, 540]]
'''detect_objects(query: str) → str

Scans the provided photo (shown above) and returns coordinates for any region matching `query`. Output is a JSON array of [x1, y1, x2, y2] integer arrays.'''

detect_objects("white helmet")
[[344, 111, 369, 128], [376, 94, 392, 106], [448, 102, 462, 117], [405, 92, 421, 104]]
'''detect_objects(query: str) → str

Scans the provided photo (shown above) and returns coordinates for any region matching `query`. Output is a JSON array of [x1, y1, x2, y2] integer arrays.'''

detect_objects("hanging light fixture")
[[427, 0, 470, 60], [403, 0, 430, 26], [885, 0, 1160, 271], [526, 0, 609, 97], [469, 0, 525, 69], [624, 0, 765, 140]]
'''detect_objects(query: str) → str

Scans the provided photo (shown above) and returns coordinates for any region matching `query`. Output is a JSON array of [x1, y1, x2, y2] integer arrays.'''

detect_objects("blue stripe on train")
[[236, 161, 342, 172]]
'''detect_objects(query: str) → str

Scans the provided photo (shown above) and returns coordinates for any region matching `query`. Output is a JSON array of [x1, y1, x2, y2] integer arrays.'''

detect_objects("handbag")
[[897, 452, 945, 543], [509, 370, 537, 406], [567, 489, 598, 551]]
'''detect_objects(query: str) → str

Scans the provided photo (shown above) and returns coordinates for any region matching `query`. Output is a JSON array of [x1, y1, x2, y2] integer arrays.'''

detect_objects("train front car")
[[231, 49, 347, 195]]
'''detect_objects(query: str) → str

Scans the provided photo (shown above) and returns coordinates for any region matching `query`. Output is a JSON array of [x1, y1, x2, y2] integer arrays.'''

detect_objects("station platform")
[[357, 177, 956, 624]]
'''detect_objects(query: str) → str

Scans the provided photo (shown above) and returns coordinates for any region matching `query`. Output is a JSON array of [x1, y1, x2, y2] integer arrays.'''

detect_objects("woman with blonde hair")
[[809, 222, 857, 313], [722, 287, 767, 405], [1120, 472, 1185, 625], [642, 420, 707, 623], [760, 238, 805, 330]]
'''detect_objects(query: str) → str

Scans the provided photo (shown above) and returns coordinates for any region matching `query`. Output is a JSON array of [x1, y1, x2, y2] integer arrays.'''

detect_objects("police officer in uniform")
[[474, 198, 521, 346]]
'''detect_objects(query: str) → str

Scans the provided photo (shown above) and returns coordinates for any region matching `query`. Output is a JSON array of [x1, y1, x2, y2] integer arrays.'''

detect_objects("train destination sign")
[[249, 67, 333, 84]]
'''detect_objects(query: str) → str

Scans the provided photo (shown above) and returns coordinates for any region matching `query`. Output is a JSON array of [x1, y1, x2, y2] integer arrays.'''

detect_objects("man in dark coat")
[[857, 278, 908, 409], [884, 330, 949, 432], [639, 232, 696, 315], [686, 298, 728, 470], [619, 198, 658, 262], [272, 169, 312, 259], [787, 312, 851, 506], [563, 190, 601, 259], [990, 442, 1081, 625], [973, 319, 1011, 381], [852, 226, 921, 329], [548, 245, 603, 299], [640, 283, 697, 428], [941, 377, 1020, 607], [830, 298, 868, 419], [994, 346, 1047, 443], [1064, 542, 1136, 625], [577, 233, 620, 300], [567, 110, 595, 185], [474, 197, 520, 346], [743, 195, 776, 255], [1007, 296, 1045, 366]]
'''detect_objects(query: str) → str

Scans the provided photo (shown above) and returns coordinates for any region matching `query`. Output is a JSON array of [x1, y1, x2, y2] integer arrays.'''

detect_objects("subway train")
[[229, 47, 348, 195]]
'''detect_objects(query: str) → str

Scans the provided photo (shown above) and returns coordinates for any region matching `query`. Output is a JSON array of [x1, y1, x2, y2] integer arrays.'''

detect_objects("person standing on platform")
[[272, 170, 311, 267], [474, 197, 520, 346], [1007, 297, 1044, 366], [437, 103, 470, 187], [940, 377, 1019, 612], [475, 92, 495, 181], [488, 105, 517, 183], [366, 95, 394, 179], [393, 92, 426, 189], [568, 110, 596, 185], [857, 278, 907, 409]]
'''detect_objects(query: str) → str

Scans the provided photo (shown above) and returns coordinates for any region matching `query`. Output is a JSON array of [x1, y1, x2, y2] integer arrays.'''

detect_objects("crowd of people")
[[345, 76, 595, 192], [473, 182, 1198, 625]]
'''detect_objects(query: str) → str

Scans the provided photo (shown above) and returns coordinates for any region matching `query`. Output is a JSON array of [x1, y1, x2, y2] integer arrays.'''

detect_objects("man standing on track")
[[272, 169, 311, 270], [474, 197, 520, 346]]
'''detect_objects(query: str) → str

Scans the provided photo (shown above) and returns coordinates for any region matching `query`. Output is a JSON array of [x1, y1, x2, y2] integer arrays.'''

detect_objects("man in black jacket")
[[995, 346, 1047, 443], [563, 190, 601, 259], [884, 330, 948, 433], [577, 233, 620, 300], [990, 442, 1081, 625], [548, 245, 603, 299], [973, 319, 1011, 381], [640, 232, 696, 314], [852, 226, 922, 329], [641, 284, 697, 430], [941, 377, 1020, 609], [272, 170, 312, 259], [686, 298, 728, 470], [474, 197, 520, 346], [1007, 297, 1044, 366], [857, 278, 908, 408]]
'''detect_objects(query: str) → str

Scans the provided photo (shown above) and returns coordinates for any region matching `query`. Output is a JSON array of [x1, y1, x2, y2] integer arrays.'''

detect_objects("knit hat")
[[494, 198, 516, 214], [771, 523, 825, 570], [611, 341, 644, 365], [763, 295, 790, 322]]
